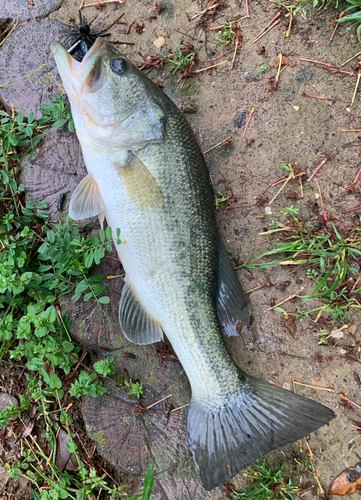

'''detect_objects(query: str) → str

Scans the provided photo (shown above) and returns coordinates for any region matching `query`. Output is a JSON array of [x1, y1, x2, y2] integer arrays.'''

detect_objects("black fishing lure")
[[63, 11, 133, 61]]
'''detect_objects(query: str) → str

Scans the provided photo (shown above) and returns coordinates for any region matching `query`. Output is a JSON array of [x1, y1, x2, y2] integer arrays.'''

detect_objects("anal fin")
[[217, 238, 251, 337], [69, 174, 105, 220], [119, 283, 163, 345]]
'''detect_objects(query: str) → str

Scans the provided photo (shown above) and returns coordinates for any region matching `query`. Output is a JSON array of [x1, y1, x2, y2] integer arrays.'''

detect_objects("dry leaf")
[[329, 463, 361, 496], [15, 418, 34, 442], [56, 429, 78, 472], [284, 316, 297, 339], [275, 55, 293, 68]]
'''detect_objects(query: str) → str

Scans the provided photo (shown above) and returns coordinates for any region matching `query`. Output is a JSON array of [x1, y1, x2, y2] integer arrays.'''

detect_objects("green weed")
[[0, 104, 152, 499], [234, 458, 298, 500], [213, 23, 237, 45], [159, 46, 197, 74], [245, 208, 361, 322]]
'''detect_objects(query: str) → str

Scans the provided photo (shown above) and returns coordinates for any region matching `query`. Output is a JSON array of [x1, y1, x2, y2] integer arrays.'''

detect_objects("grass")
[[233, 458, 298, 500], [0, 103, 151, 499], [275, 0, 361, 41], [245, 206, 361, 322]]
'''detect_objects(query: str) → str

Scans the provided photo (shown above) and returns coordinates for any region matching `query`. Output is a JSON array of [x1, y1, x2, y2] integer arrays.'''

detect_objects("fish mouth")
[[51, 38, 108, 95]]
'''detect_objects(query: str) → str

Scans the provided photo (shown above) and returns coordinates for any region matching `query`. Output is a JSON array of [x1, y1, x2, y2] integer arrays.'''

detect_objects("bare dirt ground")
[[2, 0, 361, 498]]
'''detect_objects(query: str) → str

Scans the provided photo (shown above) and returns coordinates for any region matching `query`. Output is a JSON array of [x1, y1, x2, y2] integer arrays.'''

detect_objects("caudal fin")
[[187, 374, 335, 491]]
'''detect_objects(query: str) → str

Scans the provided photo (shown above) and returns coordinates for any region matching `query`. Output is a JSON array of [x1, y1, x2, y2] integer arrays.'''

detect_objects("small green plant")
[[234, 459, 298, 500], [159, 46, 197, 74], [260, 63, 268, 72], [282, 205, 299, 217], [246, 208, 361, 322], [213, 23, 237, 45], [39, 95, 75, 132]]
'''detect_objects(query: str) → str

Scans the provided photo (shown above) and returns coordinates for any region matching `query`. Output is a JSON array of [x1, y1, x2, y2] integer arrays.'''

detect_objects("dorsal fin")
[[69, 174, 104, 220]]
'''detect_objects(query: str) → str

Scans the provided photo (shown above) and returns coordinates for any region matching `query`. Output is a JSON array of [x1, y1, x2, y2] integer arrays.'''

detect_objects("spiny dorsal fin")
[[69, 174, 104, 220], [217, 238, 251, 336], [119, 153, 163, 211], [119, 282, 163, 345]]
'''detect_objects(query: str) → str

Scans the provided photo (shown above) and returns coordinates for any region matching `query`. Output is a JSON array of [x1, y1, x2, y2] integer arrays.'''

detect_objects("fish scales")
[[52, 38, 335, 491]]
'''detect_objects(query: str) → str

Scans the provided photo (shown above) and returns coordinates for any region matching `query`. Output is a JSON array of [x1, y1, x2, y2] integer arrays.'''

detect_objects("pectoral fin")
[[69, 174, 105, 220], [119, 153, 163, 211], [119, 283, 163, 345], [217, 239, 251, 336]]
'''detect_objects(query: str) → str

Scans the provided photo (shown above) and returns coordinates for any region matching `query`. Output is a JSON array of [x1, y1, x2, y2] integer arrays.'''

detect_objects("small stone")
[[0, 393, 18, 411], [283, 382, 291, 391], [265, 206, 272, 215], [293, 106, 300, 111], [153, 36, 166, 48]]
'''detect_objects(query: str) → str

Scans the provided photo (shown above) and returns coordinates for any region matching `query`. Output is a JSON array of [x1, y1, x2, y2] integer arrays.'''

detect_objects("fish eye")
[[111, 59, 126, 75]]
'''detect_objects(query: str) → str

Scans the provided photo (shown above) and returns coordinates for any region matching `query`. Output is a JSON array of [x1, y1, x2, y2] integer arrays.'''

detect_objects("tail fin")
[[187, 375, 335, 491]]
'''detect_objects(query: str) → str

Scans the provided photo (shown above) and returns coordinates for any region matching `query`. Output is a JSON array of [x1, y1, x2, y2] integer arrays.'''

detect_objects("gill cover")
[[51, 39, 166, 148]]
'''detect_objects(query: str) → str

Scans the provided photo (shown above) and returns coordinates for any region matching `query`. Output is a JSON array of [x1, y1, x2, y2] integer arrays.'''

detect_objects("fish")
[[51, 38, 335, 491]]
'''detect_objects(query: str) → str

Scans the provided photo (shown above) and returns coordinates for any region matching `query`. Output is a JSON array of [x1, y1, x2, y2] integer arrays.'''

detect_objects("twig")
[[328, 68, 357, 76], [304, 439, 325, 495], [301, 92, 333, 101], [192, 61, 228, 73], [307, 157, 328, 181], [145, 394, 172, 411], [81, 0, 124, 7], [212, 44, 242, 61], [330, 12, 344, 41], [231, 40, 240, 69], [269, 376, 282, 387], [351, 276, 360, 294], [325, 323, 351, 338], [272, 172, 306, 187], [254, 19, 280, 42], [126, 19, 136, 35], [245, 283, 270, 293], [340, 393, 361, 410], [341, 50, 361, 67], [300, 58, 333, 68], [245, 0, 250, 18], [170, 403, 189, 412], [314, 178, 327, 221], [351, 72, 361, 106], [253, 11, 282, 40], [0, 17, 19, 48], [275, 53, 282, 83], [294, 381, 334, 392], [55, 305, 71, 341], [269, 172, 293, 205], [107, 274, 125, 279], [334, 278, 353, 291], [203, 136, 232, 154], [346, 204, 361, 212], [341, 128, 361, 132], [190, 3, 219, 21], [268, 294, 296, 310], [242, 107, 255, 138]]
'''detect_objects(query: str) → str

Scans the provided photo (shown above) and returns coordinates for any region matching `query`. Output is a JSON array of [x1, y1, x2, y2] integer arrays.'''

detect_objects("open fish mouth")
[[51, 38, 110, 98]]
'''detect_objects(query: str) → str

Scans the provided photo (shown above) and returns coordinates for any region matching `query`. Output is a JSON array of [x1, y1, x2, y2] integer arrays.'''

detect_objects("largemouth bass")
[[51, 38, 335, 491]]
